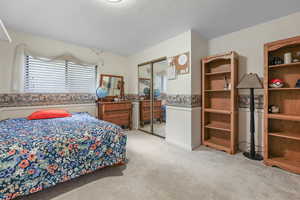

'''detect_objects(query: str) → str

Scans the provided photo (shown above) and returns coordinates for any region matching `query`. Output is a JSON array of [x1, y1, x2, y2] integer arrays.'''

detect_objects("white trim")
[[166, 105, 201, 112]]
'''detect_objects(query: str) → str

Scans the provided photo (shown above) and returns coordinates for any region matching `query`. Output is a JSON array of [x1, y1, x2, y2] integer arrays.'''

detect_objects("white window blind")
[[24, 55, 97, 93]]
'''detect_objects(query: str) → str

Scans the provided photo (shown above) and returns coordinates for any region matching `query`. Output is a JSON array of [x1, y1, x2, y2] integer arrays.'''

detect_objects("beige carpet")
[[20, 131, 300, 200]]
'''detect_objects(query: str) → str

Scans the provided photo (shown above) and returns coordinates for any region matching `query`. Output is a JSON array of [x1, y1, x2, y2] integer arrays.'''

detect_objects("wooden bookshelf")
[[202, 52, 239, 155], [264, 35, 300, 174]]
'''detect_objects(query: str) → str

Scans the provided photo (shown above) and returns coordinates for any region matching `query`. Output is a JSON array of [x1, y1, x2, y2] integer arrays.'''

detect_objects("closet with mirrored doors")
[[138, 58, 168, 138]]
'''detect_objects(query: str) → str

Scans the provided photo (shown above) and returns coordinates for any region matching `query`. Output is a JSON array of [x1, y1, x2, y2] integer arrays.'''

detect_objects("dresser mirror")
[[100, 74, 124, 98]]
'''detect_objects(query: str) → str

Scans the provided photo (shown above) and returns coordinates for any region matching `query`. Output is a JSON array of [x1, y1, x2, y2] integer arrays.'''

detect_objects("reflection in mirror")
[[100, 74, 124, 97], [153, 60, 168, 138], [138, 65, 151, 100], [138, 64, 152, 133]]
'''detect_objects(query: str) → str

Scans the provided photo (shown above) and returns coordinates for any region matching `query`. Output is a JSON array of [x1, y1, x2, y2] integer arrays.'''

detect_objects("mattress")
[[0, 112, 127, 200]]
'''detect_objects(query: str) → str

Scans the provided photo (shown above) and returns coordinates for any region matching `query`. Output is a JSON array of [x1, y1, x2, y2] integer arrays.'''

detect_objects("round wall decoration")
[[173, 52, 190, 75], [178, 54, 188, 66]]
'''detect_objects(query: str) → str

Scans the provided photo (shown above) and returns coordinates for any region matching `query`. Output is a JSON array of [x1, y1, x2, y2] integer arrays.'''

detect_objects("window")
[[24, 55, 97, 93]]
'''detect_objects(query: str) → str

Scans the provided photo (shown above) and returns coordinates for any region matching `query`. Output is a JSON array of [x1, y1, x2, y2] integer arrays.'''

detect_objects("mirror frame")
[[100, 74, 124, 100]]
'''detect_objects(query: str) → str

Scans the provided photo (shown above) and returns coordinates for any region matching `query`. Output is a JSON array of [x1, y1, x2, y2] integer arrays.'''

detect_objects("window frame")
[[24, 55, 97, 93]]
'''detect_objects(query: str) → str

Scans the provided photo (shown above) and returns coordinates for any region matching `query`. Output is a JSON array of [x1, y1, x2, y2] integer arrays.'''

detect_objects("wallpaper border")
[[0, 93, 96, 108], [0, 93, 264, 109]]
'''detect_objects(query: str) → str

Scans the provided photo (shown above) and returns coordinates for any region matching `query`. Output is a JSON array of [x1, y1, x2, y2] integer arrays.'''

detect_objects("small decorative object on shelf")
[[154, 89, 160, 98], [114, 97, 120, 102], [269, 78, 284, 88], [268, 105, 280, 114], [143, 87, 150, 96], [296, 79, 300, 88], [269, 56, 283, 66], [284, 52, 292, 64], [224, 75, 229, 90], [293, 58, 300, 63]]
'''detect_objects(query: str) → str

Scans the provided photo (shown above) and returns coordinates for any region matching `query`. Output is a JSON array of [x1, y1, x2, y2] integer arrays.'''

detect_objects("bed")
[[0, 112, 127, 200]]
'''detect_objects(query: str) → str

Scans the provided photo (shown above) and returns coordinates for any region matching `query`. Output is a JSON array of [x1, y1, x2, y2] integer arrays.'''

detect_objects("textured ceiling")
[[1, 0, 300, 55]]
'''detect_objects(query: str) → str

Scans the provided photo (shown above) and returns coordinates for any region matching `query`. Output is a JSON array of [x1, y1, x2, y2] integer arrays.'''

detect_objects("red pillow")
[[27, 109, 72, 120]]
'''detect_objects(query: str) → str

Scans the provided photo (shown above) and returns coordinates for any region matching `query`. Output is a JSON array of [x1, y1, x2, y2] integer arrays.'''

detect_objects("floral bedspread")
[[0, 113, 127, 200]]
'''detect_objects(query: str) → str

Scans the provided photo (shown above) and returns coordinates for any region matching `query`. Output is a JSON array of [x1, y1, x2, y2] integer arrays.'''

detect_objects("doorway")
[[138, 58, 168, 138]]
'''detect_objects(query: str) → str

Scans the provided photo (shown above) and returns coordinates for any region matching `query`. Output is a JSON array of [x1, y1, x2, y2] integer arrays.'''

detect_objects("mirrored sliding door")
[[152, 60, 168, 137], [138, 58, 167, 138], [138, 64, 152, 133]]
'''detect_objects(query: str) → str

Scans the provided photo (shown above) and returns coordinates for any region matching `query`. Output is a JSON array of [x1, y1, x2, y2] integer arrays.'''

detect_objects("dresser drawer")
[[141, 112, 161, 120], [97, 101, 132, 129], [141, 101, 161, 107], [104, 103, 131, 111], [141, 113, 150, 121], [104, 111, 130, 118], [104, 118, 130, 126]]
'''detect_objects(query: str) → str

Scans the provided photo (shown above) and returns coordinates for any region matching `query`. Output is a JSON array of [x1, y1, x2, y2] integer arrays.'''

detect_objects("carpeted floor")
[[20, 131, 300, 200]]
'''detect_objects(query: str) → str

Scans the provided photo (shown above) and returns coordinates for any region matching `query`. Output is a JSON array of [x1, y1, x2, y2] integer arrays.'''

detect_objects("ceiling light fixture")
[[106, 0, 122, 3]]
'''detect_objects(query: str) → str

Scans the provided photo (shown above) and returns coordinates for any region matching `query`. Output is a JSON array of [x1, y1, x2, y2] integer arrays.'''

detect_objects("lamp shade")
[[237, 73, 263, 89], [0, 19, 12, 43]]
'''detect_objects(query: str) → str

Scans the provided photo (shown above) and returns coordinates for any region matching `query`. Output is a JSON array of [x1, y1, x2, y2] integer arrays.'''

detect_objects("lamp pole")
[[250, 88, 255, 158], [243, 88, 263, 160]]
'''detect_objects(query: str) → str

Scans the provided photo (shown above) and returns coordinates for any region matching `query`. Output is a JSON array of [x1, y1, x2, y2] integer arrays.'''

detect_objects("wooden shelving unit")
[[202, 52, 239, 155], [264, 36, 300, 174]]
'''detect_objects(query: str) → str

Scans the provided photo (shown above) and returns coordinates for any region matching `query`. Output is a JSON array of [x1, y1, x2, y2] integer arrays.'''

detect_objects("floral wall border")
[[0, 93, 264, 109], [0, 93, 96, 108], [238, 94, 264, 109]]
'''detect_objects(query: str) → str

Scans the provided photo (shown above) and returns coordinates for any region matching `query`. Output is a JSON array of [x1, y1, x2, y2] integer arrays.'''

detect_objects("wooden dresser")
[[97, 101, 132, 129], [140, 100, 162, 126]]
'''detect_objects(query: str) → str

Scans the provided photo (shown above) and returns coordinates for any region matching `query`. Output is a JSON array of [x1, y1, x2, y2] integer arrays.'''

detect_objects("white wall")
[[191, 31, 208, 95], [209, 11, 300, 153], [209, 12, 300, 78], [128, 30, 192, 95], [0, 29, 130, 94], [129, 30, 208, 151]]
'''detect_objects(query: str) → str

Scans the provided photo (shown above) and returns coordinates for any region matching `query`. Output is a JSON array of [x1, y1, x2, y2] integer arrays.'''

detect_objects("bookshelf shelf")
[[269, 62, 300, 69], [269, 132, 300, 141]]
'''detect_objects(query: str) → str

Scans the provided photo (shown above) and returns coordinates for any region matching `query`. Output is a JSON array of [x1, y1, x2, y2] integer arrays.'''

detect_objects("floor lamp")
[[237, 73, 263, 161]]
